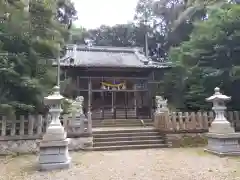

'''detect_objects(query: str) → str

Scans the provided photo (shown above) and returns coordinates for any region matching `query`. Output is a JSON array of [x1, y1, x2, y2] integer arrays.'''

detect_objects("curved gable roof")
[[58, 44, 172, 68]]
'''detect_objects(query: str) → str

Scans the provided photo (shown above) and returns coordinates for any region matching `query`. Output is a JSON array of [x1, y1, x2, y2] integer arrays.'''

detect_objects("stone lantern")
[[39, 86, 71, 171], [205, 87, 240, 156], [206, 87, 232, 133]]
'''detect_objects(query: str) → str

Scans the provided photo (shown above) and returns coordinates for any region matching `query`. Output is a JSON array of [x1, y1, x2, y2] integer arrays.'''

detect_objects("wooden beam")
[[77, 76, 149, 80], [76, 89, 149, 92]]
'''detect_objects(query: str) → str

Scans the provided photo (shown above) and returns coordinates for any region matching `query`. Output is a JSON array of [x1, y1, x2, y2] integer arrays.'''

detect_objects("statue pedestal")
[[205, 121, 240, 156], [68, 114, 92, 138], [205, 132, 240, 156], [39, 123, 71, 171], [205, 87, 240, 156], [39, 139, 71, 171]]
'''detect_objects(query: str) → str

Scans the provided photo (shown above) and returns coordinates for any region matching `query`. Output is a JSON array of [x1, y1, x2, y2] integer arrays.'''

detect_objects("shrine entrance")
[[91, 91, 137, 119], [76, 77, 152, 120]]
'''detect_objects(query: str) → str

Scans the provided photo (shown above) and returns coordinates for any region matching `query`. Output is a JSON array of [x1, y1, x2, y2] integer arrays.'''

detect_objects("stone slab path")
[[1, 148, 240, 180]]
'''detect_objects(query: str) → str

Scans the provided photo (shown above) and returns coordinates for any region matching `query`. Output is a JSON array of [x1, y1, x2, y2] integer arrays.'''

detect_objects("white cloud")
[[73, 0, 139, 29]]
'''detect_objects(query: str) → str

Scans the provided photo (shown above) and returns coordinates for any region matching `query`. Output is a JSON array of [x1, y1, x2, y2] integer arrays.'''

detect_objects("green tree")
[[168, 4, 240, 110], [0, 0, 75, 115]]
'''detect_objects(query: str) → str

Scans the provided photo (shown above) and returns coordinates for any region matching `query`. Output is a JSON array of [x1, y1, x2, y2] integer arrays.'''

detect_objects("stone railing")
[[154, 111, 240, 133], [0, 115, 47, 140], [0, 113, 92, 155], [0, 113, 91, 140]]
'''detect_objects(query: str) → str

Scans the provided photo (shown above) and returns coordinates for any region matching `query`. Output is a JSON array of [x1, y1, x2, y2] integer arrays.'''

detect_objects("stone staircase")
[[92, 119, 153, 128], [92, 127, 168, 151]]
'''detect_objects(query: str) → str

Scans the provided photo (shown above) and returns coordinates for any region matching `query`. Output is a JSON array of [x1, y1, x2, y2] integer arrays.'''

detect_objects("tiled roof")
[[57, 44, 172, 68]]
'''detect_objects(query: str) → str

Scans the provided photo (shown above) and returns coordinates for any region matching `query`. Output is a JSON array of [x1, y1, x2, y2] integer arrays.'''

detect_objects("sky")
[[73, 0, 139, 29]]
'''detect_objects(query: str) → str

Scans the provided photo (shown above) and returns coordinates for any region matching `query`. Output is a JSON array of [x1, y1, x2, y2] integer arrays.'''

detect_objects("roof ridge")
[[66, 44, 143, 53]]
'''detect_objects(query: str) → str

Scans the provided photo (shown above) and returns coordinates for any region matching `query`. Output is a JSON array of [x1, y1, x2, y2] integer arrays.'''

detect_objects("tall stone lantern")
[[205, 87, 240, 156], [206, 87, 232, 133], [39, 86, 71, 171]]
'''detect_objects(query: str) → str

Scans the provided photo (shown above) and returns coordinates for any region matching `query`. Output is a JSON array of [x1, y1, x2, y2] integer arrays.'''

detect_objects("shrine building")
[[57, 44, 172, 120]]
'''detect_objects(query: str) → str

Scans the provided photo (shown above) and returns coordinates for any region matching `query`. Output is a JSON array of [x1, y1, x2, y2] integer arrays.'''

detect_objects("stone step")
[[92, 127, 167, 151], [92, 116, 137, 119], [94, 135, 162, 142], [92, 144, 168, 151], [92, 124, 153, 128], [94, 139, 165, 147], [93, 121, 153, 124], [93, 113, 136, 115], [93, 119, 153, 122], [93, 112, 136, 114], [92, 120, 153, 124], [93, 127, 158, 134], [93, 131, 161, 138], [94, 112, 136, 115]]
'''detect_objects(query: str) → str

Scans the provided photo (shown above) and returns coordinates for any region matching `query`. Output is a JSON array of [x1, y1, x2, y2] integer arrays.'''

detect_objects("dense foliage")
[[167, 4, 240, 110], [0, 0, 76, 115], [70, 0, 240, 111], [1, 0, 240, 114]]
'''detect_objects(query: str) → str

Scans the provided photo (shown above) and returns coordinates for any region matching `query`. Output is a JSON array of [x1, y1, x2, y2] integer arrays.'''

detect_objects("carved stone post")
[[205, 87, 240, 156], [39, 86, 71, 171], [154, 96, 169, 130], [71, 96, 84, 116], [68, 96, 87, 136], [155, 96, 168, 114], [67, 96, 93, 150]]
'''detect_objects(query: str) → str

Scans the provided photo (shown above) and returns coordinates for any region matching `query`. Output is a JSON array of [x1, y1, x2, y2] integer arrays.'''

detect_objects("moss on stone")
[[179, 135, 207, 147]]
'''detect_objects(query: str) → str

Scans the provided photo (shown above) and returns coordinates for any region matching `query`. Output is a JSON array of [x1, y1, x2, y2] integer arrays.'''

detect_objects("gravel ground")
[[1, 148, 240, 180]]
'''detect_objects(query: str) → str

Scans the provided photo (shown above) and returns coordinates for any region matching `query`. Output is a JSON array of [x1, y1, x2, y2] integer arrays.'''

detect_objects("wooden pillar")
[[111, 91, 114, 113], [146, 82, 151, 118], [101, 91, 104, 119], [124, 91, 127, 119], [101, 76, 104, 120], [88, 78, 92, 112], [77, 76, 79, 89], [64, 70, 67, 80], [87, 77, 92, 134], [133, 84, 137, 114]]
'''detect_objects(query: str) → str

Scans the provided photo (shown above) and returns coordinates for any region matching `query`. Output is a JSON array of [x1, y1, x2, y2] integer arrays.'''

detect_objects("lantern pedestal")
[[43, 123, 66, 141], [205, 87, 240, 156], [39, 86, 71, 171], [39, 139, 71, 171], [205, 133, 240, 156], [208, 106, 235, 134]]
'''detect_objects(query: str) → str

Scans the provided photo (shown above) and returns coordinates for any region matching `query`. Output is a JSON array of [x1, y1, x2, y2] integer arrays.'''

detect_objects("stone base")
[[209, 121, 235, 134], [69, 136, 93, 151], [205, 132, 240, 156], [39, 139, 71, 171], [39, 159, 71, 171], [43, 127, 67, 141], [204, 148, 240, 157]]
